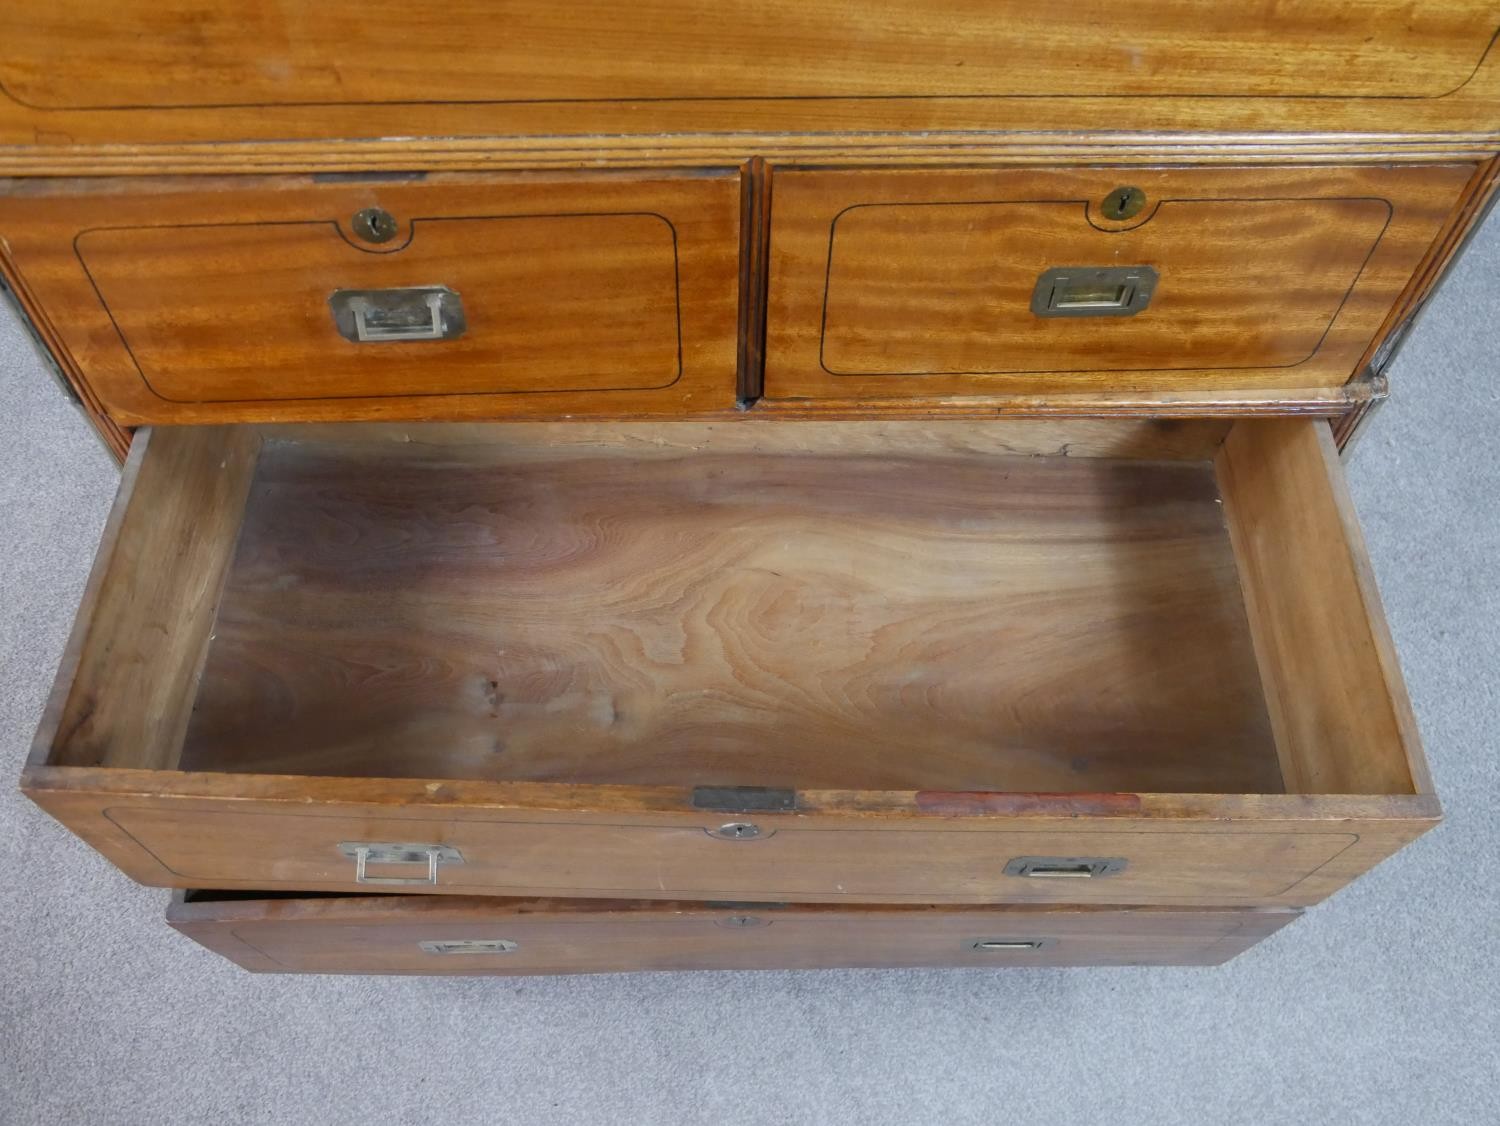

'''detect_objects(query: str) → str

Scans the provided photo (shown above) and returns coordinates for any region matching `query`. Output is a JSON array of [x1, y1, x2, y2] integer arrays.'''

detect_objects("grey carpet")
[[1, 208, 1497, 1126]]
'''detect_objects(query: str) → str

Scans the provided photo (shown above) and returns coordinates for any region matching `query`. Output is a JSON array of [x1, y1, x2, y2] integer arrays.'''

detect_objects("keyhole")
[[352, 207, 398, 244], [715, 822, 762, 840], [1101, 186, 1146, 222]]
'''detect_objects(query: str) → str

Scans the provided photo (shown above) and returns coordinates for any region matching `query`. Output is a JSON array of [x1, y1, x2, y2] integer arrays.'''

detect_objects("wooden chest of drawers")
[[4, 0, 1496, 975]]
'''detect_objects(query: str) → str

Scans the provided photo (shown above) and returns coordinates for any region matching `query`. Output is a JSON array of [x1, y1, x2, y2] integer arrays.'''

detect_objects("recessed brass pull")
[[1031, 267, 1158, 318], [418, 939, 518, 955], [1003, 856, 1127, 879], [970, 939, 1051, 951]]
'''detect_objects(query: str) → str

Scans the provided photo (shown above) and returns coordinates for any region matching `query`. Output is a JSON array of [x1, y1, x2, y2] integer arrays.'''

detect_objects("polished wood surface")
[[0, 173, 741, 424], [765, 165, 1474, 402], [2, 135, 1496, 180], [167, 893, 1301, 973], [10, 1, 1493, 106], [23, 418, 1438, 907], [79, 216, 682, 399], [2, 1, 1499, 149]]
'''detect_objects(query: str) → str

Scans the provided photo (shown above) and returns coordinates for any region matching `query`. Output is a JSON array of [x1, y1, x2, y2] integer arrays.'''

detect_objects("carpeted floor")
[[2, 209, 1497, 1126]]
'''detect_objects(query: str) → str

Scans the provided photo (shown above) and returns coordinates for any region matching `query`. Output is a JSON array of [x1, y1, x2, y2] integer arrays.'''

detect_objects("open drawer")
[[167, 892, 1300, 974], [25, 417, 1437, 906]]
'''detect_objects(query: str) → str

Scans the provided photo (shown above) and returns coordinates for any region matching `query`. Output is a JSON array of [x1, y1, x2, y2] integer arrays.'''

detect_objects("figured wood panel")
[[1217, 419, 1430, 795], [2, 1, 1499, 143], [820, 199, 1389, 375], [766, 165, 1474, 401], [0, 173, 740, 423], [167, 896, 1300, 973], [177, 429, 1281, 795], [8, 1, 1495, 107], [75, 214, 682, 401], [35, 427, 261, 771]]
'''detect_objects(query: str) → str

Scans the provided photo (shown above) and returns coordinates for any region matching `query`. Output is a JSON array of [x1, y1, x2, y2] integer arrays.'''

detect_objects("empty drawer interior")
[[40, 417, 1424, 801]]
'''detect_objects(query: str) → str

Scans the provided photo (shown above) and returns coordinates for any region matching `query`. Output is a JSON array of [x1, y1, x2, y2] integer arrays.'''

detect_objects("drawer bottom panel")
[[167, 894, 1299, 974]]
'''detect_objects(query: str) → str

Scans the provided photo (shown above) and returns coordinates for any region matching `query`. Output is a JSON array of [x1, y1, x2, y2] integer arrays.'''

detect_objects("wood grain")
[[248, 418, 1237, 462], [745, 384, 1378, 421], [1217, 419, 1431, 795], [2, 1, 1499, 146], [9, 1, 1493, 107], [765, 164, 1474, 402], [166, 894, 1301, 973], [36, 426, 261, 771], [0, 173, 741, 424], [76, 215, 683, 401], [176, 426, 1280, 795], [820, 200, 1388, 374]]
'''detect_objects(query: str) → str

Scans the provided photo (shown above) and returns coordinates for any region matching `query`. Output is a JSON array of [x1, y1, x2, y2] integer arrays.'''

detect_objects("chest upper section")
[[1, 0, 1499, 151]]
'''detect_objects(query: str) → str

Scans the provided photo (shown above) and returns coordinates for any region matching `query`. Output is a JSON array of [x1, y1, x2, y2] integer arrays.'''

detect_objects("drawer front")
[[0, 173, 740, 422], [765, 165, 1472, 403], [3, 3, 1499, 142], [102, 804, 1357, 906], [168, 895, 1299, 974]]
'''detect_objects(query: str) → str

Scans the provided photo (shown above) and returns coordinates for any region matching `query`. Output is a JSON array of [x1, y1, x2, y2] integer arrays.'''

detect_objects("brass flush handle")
[[1099, 186, 1147, 221], [1030, 267, 1157, 318], [970, 939, 1052, 951], [418, 940, 519, 955], [1003, 856, 1128, 878]]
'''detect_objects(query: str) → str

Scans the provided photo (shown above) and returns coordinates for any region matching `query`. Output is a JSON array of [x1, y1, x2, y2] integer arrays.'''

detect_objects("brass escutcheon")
[[351, 207, 399, 244], [1099, 186, 1147, 221]]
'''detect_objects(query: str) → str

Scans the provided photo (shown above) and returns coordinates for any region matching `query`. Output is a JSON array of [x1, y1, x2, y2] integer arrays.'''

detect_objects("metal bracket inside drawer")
[[337, 841, 464, 886]]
